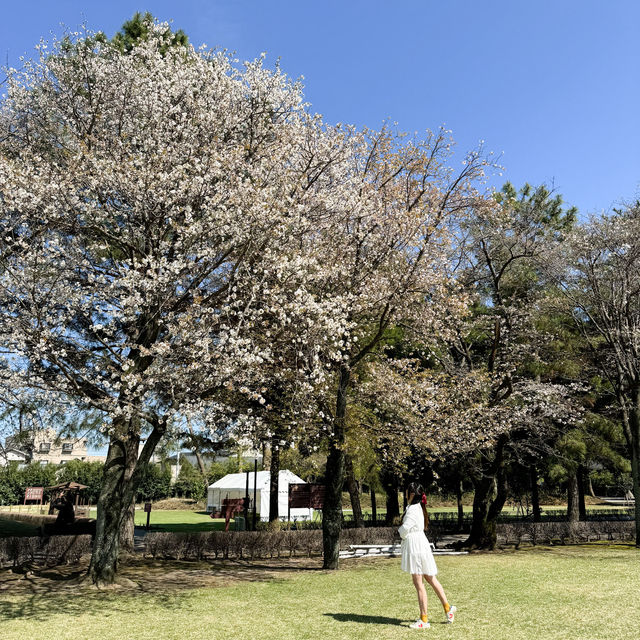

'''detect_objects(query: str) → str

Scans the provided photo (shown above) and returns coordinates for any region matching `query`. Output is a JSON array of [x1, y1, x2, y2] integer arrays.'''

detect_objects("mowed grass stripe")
[[0, 546, 638, 640]]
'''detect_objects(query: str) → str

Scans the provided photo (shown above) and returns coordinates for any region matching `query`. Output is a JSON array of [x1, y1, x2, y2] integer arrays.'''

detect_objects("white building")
[[0, 447, 29, 467]]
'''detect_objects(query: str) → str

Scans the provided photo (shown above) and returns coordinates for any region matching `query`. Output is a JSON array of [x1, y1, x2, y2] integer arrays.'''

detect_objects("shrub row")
[[144, 526, 398, 560], [0, 534, 92, 568], [498, 520, 636, 547], [0, 511, 57, 526]]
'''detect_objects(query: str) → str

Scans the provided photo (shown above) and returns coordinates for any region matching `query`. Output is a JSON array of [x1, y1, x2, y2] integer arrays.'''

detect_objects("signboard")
[[24, 487, 44, 504], [144, 502, 152, 513], [289, 483, 325, 509]]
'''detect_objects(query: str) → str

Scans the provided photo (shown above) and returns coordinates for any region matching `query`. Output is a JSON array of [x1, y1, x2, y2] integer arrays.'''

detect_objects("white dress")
[[398, 503, 438, 576]]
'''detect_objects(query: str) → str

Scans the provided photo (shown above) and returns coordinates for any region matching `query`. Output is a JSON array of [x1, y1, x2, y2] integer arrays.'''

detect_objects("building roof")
[[46, 481, 89, 491]]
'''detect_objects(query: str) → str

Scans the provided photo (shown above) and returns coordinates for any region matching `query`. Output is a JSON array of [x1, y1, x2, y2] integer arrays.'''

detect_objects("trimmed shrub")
[[143, 526, 397, 560], [0, 534, 92, 568], [497, 521, 636, 546]]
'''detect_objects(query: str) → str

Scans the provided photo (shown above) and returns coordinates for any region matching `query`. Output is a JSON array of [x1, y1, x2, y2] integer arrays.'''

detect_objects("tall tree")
[[0, 22, 350, 583], [446, 182, 578, 548], [312, 127, 492, 568], [550, 204, 640, 545]]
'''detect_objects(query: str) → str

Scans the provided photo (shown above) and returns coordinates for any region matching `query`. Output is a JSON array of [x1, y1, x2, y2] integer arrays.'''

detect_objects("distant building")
[[4, 429, 90, 465], [0, 447, 29, 467]]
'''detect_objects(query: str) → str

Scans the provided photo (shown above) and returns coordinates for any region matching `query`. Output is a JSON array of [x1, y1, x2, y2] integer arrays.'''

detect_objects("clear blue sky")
[[1, 0, 638, 216]]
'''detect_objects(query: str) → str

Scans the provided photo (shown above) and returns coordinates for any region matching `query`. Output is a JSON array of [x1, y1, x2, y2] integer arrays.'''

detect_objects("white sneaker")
[[409, 619, 431, 629], [445, 605, 457, 623]]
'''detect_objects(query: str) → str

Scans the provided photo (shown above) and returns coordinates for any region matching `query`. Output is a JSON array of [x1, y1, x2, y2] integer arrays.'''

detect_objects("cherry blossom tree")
[[441, 183, 579, 548], [306, 126, 494, 568], [0, 24, 350, 584]]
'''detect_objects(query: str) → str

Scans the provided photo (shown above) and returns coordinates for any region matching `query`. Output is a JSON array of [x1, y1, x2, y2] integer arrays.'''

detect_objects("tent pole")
[[244, 470, 249, 527]]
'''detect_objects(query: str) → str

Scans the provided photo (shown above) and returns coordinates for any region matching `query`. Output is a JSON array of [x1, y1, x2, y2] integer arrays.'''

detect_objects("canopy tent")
[[207, 470, 314, 521]]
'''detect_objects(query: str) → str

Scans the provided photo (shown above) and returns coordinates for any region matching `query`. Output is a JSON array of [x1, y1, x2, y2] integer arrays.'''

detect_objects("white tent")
[[207, 470, 314, 522]]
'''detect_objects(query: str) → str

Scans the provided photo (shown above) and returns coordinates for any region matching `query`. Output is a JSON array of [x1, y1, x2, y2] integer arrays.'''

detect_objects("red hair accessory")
[[421, 494, 427, 506]]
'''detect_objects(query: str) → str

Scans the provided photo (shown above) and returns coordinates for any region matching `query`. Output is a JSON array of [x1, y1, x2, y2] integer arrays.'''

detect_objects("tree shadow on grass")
[[0, 556, 324, 622], [324, 613, 405, 626]]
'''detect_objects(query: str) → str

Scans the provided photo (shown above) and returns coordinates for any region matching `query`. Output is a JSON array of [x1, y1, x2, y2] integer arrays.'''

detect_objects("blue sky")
[[1, 1, 638, 216]]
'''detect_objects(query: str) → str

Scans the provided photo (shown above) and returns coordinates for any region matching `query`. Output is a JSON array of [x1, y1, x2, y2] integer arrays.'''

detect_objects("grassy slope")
[[1, 546, 639, 640], [0, 516, 39, 537]]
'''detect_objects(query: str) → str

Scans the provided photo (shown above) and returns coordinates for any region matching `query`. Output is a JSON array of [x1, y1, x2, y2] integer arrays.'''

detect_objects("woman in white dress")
[[399, 482, 456, 629]]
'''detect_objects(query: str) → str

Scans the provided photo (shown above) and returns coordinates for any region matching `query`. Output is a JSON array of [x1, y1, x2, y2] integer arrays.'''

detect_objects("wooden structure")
[[46, 481, 90, 517]]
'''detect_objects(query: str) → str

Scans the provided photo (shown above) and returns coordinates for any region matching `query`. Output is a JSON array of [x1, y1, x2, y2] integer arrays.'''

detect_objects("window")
[[62, 443, 73, 454], [39, 442, 51, 453]]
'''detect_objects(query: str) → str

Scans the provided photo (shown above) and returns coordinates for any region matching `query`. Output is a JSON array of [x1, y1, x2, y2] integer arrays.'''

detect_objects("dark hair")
[[407, 482, 429, 530]]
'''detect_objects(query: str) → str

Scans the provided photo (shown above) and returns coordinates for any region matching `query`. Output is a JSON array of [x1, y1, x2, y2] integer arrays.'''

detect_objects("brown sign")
[[144, 502, 152, 513], [289, 483, 325, 509], [24, 487, 44, 502]]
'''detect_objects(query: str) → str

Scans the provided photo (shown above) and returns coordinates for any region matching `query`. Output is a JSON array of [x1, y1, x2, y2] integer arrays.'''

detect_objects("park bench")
[[340, 543, 468, 559]]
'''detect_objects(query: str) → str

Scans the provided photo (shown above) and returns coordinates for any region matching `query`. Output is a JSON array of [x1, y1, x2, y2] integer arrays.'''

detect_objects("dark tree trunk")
[[567, 473, 580, 523], [269, 433, 281, 523], [89, 417, 166, 585], [468, 474, 497, 549], [456, 478, 465, 532], [118, 421, 140, 552], [381, 470, 400, 525], [577, 465, 587, 521], [344, 454, 364, 528], [464, 435, 508, 549], [322, 366, 350, 569], [629, 401, 640, 547], [119, 498, 136, 552], [370, 486, 377, 524], [262, 441, 271, 471], [530, 465, 541, 523]]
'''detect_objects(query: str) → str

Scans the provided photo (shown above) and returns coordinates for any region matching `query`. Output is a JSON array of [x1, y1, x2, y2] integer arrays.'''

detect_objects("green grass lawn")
[[134, 509, 228, 532], [1, 545, 638, 640]]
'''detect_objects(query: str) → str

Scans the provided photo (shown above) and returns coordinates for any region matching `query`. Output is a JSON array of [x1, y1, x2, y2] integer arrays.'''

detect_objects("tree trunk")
[[118, 421, 140, 552], [185, 421, 208, 479], [381, 470, 400, 524], [89, 417, 166, 585], [322, 366, 350, 569], [464, 435, 508, 549], [269, 433, 281, 523], [567, 473, 579, 523], [119, 498, 136, 552], [262, 440, 271, 471], [578, 465, 587, 521], [468, 474, 497, 549], [629, 401, 640, 548], [344, 454, 364, 528], [456, 478, 465, 532], [370, 486, 377, 524], [530, 465, 541, 523]]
